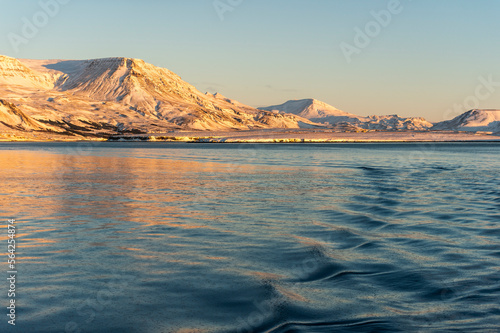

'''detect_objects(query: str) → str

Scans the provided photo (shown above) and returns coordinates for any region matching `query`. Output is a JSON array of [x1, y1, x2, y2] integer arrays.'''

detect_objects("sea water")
[[0, 142, 499, 332]]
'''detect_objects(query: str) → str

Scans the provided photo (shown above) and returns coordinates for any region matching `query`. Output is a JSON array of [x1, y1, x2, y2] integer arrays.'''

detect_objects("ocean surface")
[[1, 142, 499, 332]]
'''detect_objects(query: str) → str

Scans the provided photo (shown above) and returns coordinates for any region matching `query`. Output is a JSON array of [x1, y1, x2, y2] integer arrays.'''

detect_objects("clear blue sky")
[[1, 0, 499, 121]]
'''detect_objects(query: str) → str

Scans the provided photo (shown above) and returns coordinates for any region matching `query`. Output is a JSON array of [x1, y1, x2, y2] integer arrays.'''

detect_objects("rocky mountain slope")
[[0, 99, 59, 132], [1, 54, 497, 140], [262, 99, 433, 130], [433, 109, 500, 133], [0, 55, 319, 138]]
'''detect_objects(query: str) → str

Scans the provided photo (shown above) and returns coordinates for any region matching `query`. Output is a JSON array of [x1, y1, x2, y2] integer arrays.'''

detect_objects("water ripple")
[[0, 142, 499, 332]]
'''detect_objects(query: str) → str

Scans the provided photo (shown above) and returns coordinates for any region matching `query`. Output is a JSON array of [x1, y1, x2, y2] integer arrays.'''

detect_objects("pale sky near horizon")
[[1, 0, 499, 121]]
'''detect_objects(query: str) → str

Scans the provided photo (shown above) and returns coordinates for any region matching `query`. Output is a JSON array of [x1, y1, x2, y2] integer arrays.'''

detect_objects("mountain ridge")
[[261, 98, 433, 131], [0, 54, 498, 140], [261, 98, 358, 122], [0, 55, 320, 137]]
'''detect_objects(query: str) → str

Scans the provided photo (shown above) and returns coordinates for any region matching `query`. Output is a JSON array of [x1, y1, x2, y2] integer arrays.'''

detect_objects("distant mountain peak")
[[433, 109, 500, 132], [307, 98, 333, 106], [261, 98, 349, 119], [262, 98, 433, 131]]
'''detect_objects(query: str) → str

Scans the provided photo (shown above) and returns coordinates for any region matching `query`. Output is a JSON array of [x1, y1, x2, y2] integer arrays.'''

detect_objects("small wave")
[[268, 318, 402, 333], [429, 165, 458, 171], [291, 262, 346, 283]]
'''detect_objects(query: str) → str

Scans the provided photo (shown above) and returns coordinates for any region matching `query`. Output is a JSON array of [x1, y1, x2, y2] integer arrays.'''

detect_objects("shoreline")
[[1, 129, 499, 143]]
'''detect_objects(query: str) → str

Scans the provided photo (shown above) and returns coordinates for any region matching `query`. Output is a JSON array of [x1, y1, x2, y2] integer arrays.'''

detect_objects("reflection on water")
[[0, 143, 499, 332]]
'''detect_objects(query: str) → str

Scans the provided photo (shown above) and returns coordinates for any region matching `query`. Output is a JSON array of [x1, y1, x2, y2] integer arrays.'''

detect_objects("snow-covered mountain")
[[261, 99, 359, 124], [262, 99, 433, 131], [3, 54, 495, 140], [0, 55, 320, 138], [433, 109, 500, 133]]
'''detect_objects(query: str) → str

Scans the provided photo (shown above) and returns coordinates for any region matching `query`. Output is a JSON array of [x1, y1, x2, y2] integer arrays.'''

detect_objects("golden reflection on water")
[[0, 149, 269, 264], [1, 150, 252, 209], [0, 148, 345, 270]]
